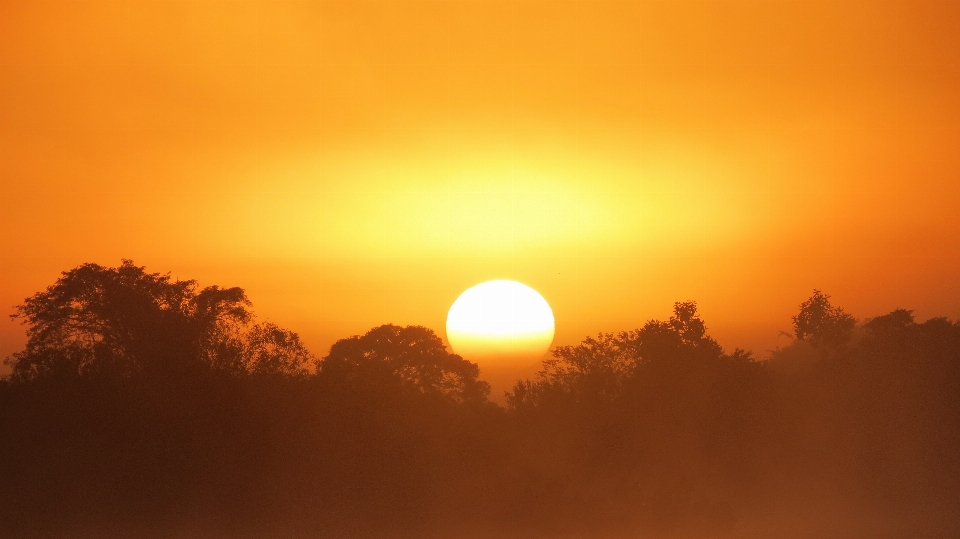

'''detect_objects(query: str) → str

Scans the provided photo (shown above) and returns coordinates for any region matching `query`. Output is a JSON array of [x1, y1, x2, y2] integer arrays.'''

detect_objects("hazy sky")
[[3, 1, 960, 382]]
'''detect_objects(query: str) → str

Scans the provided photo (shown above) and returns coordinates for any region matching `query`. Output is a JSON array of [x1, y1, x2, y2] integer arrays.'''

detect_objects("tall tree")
[[5, 260, 310, 381]]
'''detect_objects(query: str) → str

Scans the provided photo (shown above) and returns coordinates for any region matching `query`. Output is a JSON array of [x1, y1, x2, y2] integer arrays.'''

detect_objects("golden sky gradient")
[[3, 1, 960, 383]]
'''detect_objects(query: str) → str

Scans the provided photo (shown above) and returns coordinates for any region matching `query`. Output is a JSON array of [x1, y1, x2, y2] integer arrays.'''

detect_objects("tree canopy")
[[318, 323, 490, 405], [6, 260, 311, 381], [508, 301, 736, 410], [792, 289, 856, 352]]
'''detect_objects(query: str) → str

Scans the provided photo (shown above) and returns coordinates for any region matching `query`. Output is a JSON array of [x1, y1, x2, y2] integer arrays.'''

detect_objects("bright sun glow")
[[446, 280, 555, 361]]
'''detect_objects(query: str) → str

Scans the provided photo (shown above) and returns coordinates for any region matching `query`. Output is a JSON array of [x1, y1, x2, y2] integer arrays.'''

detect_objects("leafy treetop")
[[318, 324, 490, 405], [792, 289, 856, 352], [6, 260, 311, 382]]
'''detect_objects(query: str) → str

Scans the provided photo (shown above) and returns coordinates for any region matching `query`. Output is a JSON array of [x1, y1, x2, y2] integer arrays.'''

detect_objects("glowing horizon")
[[3, 1, 960, 385]]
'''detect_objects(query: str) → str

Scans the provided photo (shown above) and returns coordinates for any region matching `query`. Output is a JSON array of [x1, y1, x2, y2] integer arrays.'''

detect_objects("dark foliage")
[[2, 267, 959, 538], [6, 260, 311, 381], [318, 323, 491, 405], [791, 289, 856, 353]]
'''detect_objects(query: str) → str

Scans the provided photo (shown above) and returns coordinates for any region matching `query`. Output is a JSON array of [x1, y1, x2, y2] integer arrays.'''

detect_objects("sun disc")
[[446, 280, 555, 361]]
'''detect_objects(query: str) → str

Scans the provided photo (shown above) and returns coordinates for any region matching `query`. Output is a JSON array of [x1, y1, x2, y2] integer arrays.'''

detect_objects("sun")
[[445, 280, 555, 362]]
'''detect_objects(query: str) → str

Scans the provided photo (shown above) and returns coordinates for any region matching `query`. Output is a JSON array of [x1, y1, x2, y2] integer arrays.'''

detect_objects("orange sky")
[[3, 1, 960, 386]]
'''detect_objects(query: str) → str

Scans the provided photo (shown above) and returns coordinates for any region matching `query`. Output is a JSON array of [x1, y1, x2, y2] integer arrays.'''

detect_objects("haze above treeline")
[[2, 260, 958, 538]]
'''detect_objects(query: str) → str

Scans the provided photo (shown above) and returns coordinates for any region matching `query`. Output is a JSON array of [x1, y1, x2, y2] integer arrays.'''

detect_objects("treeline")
[[1, 261, 958, 538]]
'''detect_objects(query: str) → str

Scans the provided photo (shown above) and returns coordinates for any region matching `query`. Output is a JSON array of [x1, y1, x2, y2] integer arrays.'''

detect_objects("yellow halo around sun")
[[446, 280, 555, 362]]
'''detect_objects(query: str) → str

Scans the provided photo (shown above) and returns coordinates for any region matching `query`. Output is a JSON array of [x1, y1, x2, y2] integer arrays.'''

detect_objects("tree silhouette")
[[630, 300, 725, 365], [510, 301, 728, 410], [243, 322, 312, 376], [5, 260, 310, 381], [792, 290, 856, 352], [4, 261, 960, 538], [318, 324, 490, 405], [509, 332, 634, 411]]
